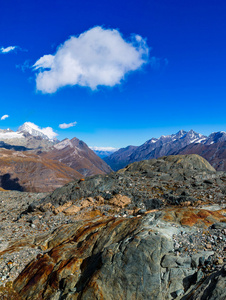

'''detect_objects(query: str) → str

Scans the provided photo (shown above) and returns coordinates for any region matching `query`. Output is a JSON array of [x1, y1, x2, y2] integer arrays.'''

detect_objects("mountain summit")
[[104, 130, 226, 171], [17, 122, 57, 141]]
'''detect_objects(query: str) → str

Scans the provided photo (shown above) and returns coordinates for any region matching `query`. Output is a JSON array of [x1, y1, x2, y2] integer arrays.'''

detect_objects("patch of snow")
[[196, 138, 207, 143], [150, 139, 157, 144], [54, 139, 73, 150]]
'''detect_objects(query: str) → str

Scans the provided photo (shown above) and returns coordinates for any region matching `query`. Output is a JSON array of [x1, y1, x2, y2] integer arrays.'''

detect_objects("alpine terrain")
[[104, 129, 226, 171]]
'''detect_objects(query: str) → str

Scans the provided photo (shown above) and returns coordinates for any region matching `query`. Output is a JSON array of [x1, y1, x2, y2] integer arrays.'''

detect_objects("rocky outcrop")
[[13, 208, 226, 300], [40, 154, 223, 211], [0, 148, 82, 192], [42, 137, 112, 177]]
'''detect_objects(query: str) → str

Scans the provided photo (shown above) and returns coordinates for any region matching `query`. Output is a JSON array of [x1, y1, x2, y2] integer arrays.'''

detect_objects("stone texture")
[[0, 154, 225, 299]]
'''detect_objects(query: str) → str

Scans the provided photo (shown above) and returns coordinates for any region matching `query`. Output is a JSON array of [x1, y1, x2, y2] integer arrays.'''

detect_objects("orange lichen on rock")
[[161, 207, 226, 227], [13, 216, 142, 300]]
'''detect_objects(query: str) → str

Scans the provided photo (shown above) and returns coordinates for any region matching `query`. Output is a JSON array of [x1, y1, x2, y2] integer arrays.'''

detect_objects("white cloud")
[[33, 26, 149, 93], [59, 121, 77, 129], [1, 114, 9, 120], [0, 46, 16, 53]]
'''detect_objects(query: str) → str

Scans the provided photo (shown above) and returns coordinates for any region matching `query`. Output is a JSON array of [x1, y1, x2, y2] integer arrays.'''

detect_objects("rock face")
[[185, 265, 226, 300], [0, 148, 82, 192], [13, 210, 226, 300], [42, 137, 112, 177], [104, 130, 226, 171]]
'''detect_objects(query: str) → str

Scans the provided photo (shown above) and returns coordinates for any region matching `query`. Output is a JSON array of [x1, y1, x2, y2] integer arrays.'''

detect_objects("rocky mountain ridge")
[[0, 124, 112, 190], [104, 129, 226, 171], [42, 137, 112, 177]]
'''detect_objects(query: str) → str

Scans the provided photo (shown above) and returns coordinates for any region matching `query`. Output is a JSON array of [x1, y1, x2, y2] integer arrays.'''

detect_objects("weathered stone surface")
[[108, 194, 131, 208], [183, 264, 226, 300], [13, 208, 226, 300], [63, 205, 81, 215]]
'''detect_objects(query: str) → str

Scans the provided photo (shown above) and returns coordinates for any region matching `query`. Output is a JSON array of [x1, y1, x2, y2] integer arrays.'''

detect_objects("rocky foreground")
[[0, 154, 225, 299]]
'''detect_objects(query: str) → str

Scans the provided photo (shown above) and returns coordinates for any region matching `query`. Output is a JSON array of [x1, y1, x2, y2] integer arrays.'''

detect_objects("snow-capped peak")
[[17, 122, 58, 141]]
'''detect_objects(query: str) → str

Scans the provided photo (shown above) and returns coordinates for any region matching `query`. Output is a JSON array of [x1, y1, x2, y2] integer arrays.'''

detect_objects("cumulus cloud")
[[0, 46, 17, 53], [59, 121, 77, 129], [33, 26, 149, 93], [1, 114, 9, 120]]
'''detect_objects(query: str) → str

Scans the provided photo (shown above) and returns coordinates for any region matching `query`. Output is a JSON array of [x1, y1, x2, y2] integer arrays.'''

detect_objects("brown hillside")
[[42, 137, 112, 177], [0, 149, 82, 192]]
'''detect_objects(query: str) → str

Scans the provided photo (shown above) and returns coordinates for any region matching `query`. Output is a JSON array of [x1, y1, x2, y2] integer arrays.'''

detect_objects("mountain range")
[[0, 123, 112, 191], [104, 129, 226, 171], [0, 124, 225, 192]]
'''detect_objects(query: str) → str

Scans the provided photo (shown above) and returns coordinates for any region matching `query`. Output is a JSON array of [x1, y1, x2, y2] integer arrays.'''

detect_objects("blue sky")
[[0, 0, 225, 148]]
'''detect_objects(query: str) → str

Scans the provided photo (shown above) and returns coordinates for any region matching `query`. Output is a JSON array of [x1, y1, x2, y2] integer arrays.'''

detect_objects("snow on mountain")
[[204, 131, 226, 145], [0, 130, 24, 140], [104, 129, 226, 171], [54, 139, 73, 150], [17, 122, 58, 141]]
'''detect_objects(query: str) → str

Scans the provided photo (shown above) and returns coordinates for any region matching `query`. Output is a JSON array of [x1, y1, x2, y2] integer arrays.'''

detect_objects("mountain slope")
[[0, 148, 82, 192], [0, 124, 112, 178], [42, 137, 112, 177], [104, 145, 138, 170], [175, 140, 226, 171], [105, 130, 207, 170]]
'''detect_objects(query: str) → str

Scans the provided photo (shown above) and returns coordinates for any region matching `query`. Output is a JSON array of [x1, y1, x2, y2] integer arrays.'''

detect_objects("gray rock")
[[183, 265, 226, 300], [212, 222, 226, 230]]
